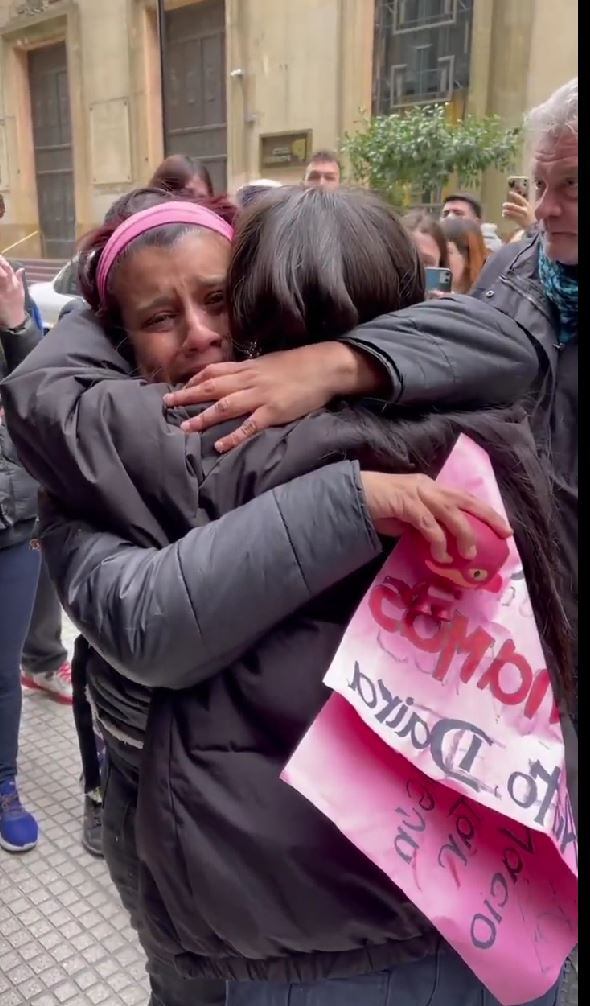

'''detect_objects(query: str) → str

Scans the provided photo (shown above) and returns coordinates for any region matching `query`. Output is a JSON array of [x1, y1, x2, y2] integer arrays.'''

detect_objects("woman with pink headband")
[[2, 184, 572, 1006]]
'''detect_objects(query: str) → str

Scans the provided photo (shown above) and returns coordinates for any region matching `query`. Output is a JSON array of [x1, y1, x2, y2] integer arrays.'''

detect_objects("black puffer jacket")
[[36, 402, 576, 983], [0, 281, 42, 549], [2, 296, 573, 982], [1, 296, 543, 745]]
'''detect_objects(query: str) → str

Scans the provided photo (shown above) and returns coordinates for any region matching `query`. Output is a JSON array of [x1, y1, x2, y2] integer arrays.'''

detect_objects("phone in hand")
[[424, 266, 453, 295], [507, 176, 529, 199]]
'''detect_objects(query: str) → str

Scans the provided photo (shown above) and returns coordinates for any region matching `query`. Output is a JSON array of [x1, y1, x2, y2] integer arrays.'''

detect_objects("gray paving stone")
[[17, 976, 45, 999], [7, 963, 35, 984], [1, 989, 25, 1006], [53, 979, 79, 1002], [1, 646, 149, 1005]]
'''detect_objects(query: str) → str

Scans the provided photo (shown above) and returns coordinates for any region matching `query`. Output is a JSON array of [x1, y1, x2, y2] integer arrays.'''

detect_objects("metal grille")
[[373, 0, 473, 112]]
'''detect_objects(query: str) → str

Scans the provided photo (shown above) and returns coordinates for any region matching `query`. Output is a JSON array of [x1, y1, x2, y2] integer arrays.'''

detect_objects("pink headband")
[[96, 200, 234, 304]]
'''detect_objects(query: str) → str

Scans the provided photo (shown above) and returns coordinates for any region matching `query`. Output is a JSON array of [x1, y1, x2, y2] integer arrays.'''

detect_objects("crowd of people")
[[0, 76, 577, 1006]]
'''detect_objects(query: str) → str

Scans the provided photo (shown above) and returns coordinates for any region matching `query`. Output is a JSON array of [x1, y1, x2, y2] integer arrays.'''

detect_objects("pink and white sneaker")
[[21, 662, 73, 705]]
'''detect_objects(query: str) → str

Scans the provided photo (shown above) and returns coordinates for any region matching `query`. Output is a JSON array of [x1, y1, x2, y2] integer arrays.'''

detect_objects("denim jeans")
[[102, 740, 225, 1006], [0, 540, 41, 785], [225, 948, 561, 1006]]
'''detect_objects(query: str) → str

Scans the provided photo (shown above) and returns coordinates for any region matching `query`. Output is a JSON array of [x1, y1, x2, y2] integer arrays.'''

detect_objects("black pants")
[[71, 636, 102, 794], [22, 556, 67, 676], [102, 739, 225, 1006]]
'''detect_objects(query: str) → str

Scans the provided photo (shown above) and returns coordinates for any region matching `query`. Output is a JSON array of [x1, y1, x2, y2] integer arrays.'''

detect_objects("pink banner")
[[283, 435, 577, 1005]]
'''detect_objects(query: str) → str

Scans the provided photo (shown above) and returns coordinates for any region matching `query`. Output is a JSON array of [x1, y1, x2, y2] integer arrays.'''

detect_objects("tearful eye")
[[206, 291, 226, 312], [145, 313, 174, 328], [469, 568, 489, 582]]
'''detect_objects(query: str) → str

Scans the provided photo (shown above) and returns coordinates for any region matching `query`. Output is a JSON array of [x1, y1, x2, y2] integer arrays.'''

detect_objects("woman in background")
[[0, 258, 42, 853], [403, 209, 449, 268], [150, 154, 214, 199], [442, 216, 488, 293]]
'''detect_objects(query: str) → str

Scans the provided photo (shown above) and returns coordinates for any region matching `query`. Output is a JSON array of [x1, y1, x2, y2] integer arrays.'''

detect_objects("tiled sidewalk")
[[0, 620, 149, 1006]]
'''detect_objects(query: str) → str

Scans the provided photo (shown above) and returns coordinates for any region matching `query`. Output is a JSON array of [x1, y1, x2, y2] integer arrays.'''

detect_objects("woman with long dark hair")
[[3, 186, 573, 1006], [442, 216, 488, 292]]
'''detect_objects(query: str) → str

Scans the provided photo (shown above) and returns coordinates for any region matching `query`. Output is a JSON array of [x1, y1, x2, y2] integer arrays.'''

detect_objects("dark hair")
[[307, 150, 342, 174], [443, 193, 482, 220], [235, 183, 277, 209], [228, 185, 424, 355], [402, 210, 449, 268], [78, 186, 237, 327], [149, 155, 214, 197], [441, 216, 488, 292]]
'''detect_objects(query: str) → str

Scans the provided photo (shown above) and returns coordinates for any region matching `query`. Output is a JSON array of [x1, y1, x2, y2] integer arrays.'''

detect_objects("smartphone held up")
[[507, 176, 529, 199], [424, 266, 453, 299]]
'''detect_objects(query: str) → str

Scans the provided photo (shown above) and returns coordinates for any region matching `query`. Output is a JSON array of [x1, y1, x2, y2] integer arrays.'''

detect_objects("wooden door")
[[28, 43, 75, 258], [164, 0, 227, 192]]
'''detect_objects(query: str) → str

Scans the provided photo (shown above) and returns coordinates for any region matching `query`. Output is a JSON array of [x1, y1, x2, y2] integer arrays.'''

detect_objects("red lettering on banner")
[[433, 614, 494, 684], [401, 611, 446, 653], [369, 581, 404, 632], [524, 669, 561, 724], [477, 640, 533, 706], [368, 577, 557, 724]]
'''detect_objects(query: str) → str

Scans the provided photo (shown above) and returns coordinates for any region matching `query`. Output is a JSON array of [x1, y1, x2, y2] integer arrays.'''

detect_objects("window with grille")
[[395, 0, 457, 33], [373, 0, 473, 112]]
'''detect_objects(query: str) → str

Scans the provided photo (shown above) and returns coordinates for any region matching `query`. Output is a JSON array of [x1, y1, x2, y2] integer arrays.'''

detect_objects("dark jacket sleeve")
[[2, 307, 385, 689], [38, 460, 381, 689], [340, 293, 542, 407]]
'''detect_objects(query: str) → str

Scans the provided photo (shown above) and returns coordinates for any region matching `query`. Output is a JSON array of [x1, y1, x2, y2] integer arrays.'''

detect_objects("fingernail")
[[180, 421, 190, 431], [464, 545, 477, 559], [163, 394, 172, 405]]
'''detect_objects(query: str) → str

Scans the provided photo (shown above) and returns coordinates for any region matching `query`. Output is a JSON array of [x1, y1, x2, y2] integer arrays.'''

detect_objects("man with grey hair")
[[472, 76, 577, 660], [473, 79, 578, 1004]]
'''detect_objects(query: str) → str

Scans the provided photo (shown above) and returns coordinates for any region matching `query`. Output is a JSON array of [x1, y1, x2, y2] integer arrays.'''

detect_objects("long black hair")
[[228, 185, 424, 356]]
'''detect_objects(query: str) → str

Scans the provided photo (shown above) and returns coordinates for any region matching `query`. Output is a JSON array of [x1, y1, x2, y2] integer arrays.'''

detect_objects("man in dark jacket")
[[472, 78, 578, 705], [0, 256, 43, 852], [474, 77, 578, 1006]]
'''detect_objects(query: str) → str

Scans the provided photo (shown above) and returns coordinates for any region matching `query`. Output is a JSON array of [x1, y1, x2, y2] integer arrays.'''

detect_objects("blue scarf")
[[538, 247, 578, 344]]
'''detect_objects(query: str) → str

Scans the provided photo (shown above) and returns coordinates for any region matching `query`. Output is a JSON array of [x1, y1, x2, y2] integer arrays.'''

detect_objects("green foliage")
[[343, 104, 521, 208]]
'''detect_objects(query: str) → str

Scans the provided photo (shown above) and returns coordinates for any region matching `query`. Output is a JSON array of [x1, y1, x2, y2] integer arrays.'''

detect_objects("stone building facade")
[[0, 0, 577, 257]]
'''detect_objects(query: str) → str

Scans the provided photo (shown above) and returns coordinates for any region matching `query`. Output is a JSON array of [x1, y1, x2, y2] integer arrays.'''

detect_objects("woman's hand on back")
[[360, 472, 512, 563], [163, 343, 388, 453]]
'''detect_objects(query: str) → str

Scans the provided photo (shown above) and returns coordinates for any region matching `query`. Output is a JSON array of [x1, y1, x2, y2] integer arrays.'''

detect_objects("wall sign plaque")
[[260, 130, 312, 171]]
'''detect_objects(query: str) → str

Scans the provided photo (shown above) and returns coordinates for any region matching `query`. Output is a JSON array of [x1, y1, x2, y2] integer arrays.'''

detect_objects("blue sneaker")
[[0, 779, 39, 853]]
